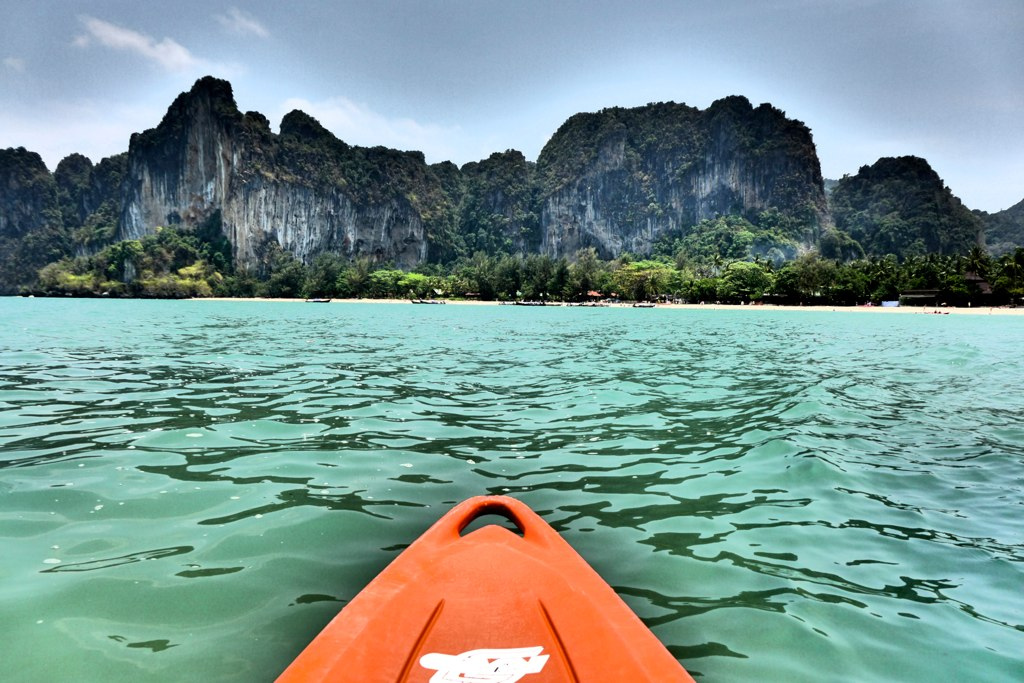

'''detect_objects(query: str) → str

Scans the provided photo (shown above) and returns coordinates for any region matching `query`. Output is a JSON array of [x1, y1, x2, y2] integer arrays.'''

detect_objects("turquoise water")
[[1, 298, 1022, 681]]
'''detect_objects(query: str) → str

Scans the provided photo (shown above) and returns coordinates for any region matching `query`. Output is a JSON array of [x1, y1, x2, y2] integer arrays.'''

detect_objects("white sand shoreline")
[[193, 297, 1024, 316]]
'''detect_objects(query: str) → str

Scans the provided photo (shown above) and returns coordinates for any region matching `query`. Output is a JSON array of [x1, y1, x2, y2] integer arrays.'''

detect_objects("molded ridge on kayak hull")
[[276, 495, 695, 682]]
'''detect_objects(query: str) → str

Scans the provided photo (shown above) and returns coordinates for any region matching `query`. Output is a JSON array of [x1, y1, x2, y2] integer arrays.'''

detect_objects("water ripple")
[[2, 300, 1023, 682]]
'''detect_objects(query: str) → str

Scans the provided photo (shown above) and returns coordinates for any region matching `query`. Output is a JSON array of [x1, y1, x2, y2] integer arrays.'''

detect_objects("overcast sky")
[[1, 1, 1021, 212]]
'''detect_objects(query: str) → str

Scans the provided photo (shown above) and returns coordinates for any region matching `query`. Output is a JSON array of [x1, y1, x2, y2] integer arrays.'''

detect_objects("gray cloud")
[[3, 56, 26, 73], [74, 16, 201, 71], [215, 7, 270, 38]]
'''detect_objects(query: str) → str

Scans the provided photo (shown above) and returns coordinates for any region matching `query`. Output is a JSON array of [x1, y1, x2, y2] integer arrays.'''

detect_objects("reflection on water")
[[2, 299, 1023, 682], [41, 546, 194, 573]]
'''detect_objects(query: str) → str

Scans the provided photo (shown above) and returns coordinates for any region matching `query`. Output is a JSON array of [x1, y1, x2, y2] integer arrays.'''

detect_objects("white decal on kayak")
[[419, 646, 549, 683]]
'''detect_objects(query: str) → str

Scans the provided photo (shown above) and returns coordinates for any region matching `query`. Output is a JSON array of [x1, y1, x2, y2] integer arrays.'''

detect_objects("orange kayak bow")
[[277, 495, 695, 682]]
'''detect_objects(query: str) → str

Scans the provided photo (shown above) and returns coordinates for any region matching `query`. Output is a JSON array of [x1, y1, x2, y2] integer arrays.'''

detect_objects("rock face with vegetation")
[[830, 156, 982, 257], [91, 79, 836, 273], [55, 152, 126, 254], [977, 199, 1024, 257], [536, 97, 830, 258], [2, 76, 1021, 297], [120, 77, 452, 272], [457, 150, 540, 257], [0, 148, 67, 294]]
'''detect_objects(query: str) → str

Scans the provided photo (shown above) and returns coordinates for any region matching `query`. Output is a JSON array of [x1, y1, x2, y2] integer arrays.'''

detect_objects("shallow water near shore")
[[2, 297, 1022, 681]]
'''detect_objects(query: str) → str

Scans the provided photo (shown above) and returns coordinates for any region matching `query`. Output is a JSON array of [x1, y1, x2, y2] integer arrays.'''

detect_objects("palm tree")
[[710, 253, 724, 278], [998, 248, 1024, 290], [962, 245, 991, 279]]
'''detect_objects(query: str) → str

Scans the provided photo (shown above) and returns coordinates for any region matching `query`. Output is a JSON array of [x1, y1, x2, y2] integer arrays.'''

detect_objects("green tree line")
[[27, 218, 1024, 306]]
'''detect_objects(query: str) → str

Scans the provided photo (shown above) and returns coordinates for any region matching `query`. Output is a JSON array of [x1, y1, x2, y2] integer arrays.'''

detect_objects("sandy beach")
[[195, 298, 1024, 316]]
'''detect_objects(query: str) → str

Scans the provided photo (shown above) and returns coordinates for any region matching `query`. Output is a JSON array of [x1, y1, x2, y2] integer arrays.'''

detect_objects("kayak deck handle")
[[451, 496, 532, 539]]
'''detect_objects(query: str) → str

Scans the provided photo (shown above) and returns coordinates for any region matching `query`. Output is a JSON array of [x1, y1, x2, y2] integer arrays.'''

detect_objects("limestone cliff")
[[55, 152, 126, 254], [120, 77, 240, 241], [3, 77, 893, 291], [977, 198, 1024, 256], [830, 156, 982, 257], [120, 77, 452, 270], [457, 150, 540, 256], [0, 147, 66, 293], [536, 97, 830, 259], [121, 82, 830, 268]]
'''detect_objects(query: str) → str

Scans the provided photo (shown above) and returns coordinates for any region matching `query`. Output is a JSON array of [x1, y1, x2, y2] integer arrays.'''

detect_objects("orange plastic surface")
[[276, 496, 695, 682]]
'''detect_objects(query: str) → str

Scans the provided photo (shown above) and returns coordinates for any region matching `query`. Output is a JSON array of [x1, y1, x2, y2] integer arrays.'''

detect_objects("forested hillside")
[[977, 199, 1024, 256], [0, 148, 68, 294], [830, 156, 982, 258], [2, 76, 1021, 299]]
